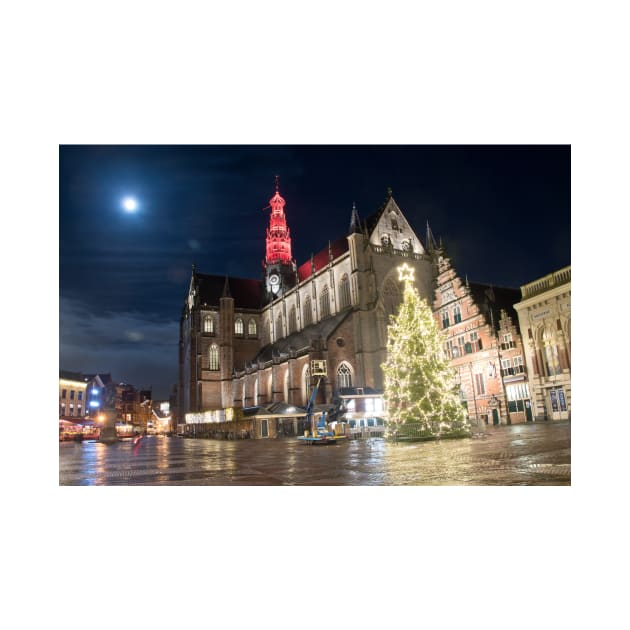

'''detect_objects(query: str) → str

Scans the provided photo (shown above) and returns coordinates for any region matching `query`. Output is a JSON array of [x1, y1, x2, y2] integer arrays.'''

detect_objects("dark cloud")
[[59, 297, 178, 397]]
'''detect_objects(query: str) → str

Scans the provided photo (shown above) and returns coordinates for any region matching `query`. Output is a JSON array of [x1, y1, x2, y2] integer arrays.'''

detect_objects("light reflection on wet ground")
[[59, 421, 570, 486]]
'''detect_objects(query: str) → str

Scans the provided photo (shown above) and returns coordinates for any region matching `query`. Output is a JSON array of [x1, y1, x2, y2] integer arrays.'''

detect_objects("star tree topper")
[[397, 262, 415, 287]]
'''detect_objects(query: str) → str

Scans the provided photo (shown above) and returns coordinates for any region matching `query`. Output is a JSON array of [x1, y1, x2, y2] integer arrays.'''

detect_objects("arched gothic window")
[[320, 286, 330, 318], [208, 344, 219, 371], [276, 314, 283, 340], [336, 363, 352, 390], [235, 317, 244, 336], [203, 315, 214, 333], [339, 274, 351, 309], [248, 319, 257, 337], [303, 296, 312, 326], [382, 279, 401, 316], [288, 305, 297, 334], [542, 326, 561, 376]]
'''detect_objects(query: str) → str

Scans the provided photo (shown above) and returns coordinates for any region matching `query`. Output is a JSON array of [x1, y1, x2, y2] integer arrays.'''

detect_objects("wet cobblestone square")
[[59, 421, 570, 486]]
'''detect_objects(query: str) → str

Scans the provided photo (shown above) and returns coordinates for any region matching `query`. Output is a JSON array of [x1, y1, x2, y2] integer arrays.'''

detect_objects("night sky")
[[59, 145, 570, 398]]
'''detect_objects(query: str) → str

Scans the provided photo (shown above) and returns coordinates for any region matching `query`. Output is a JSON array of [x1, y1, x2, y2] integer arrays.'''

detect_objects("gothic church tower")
[[263, 177, 297, 302]]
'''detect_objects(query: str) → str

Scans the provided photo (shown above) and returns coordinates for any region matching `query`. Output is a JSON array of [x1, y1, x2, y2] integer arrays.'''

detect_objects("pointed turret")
[[425, 221, 439, 253], [222, 276, 231, 298], [349, 202, 361, 235]]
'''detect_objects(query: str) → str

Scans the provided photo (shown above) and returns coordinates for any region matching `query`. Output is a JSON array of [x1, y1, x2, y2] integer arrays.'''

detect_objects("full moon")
[[122, 196, 138, 212]]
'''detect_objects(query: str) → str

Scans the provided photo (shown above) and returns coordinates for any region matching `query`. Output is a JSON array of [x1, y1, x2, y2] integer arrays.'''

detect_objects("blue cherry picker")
[[297, 376, 347, 445]]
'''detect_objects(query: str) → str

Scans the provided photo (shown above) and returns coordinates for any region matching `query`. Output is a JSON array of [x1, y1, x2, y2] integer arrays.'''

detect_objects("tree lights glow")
[[382, 264, 469, 438]]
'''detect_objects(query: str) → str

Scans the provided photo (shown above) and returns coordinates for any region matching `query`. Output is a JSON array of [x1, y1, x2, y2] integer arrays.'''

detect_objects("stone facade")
[[514, 267, 571, 421], [59, 370, 88, 420]]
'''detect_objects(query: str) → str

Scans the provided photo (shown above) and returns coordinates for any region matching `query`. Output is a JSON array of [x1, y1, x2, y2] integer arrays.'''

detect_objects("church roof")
[[253, 310, 352, 363], [296, 236, 349, 282], [195, 273, 262, 309]]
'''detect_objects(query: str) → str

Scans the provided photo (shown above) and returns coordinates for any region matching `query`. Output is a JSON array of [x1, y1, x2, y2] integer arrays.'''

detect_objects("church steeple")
[[265, 177, 292, 265], [263, 177, 297, 302], [425, 221, 438, 253], [349, 202, 361, 235]]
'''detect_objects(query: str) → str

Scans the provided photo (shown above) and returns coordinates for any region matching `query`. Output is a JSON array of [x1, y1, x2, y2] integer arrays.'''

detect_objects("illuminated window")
[[336, 363, 352, 390], [235, 317, 244, 336], [303, 297, 312, 326], [320, 286, 330, 318], [339, 275, 351, 309], [288, 306, 297, 334], [208, 344, 219, 371], [365, 398, 374, 412], [248, 319, 257, 336], [203, 315, 214, 334]]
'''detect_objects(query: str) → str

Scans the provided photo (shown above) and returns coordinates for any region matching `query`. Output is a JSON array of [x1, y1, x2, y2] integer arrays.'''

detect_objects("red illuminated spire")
[[265, 177, 293, 265]]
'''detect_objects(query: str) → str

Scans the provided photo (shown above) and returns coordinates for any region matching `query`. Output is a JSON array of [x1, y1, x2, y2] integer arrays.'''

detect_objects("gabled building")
[[431, 243, 531, 426]]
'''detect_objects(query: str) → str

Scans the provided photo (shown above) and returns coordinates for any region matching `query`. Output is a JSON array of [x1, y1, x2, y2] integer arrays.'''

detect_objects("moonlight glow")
[[122, 197, 138, 212]]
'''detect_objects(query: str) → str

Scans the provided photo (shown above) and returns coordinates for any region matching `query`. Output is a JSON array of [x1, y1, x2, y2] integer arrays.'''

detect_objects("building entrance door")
[[492, 409, 499, 425], [525, 400, 533, 422]]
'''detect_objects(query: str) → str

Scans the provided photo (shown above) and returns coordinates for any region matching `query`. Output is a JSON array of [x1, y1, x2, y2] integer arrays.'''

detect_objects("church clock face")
[[269, 274, 280, 293]]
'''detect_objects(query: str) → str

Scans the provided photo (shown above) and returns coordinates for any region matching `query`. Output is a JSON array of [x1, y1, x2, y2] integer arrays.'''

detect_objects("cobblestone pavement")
[[59, 420, 570, 486]]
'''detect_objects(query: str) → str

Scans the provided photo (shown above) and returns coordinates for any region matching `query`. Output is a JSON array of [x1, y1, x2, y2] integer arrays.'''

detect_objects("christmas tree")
[[382, 264, 469, 438]]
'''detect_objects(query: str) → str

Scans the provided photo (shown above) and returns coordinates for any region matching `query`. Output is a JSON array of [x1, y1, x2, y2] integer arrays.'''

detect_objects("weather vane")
[[397, 262, 415, 286]]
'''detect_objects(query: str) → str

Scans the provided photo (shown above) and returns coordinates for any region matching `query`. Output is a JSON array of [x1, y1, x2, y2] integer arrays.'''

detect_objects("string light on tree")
[[381, 263, 469, 438]]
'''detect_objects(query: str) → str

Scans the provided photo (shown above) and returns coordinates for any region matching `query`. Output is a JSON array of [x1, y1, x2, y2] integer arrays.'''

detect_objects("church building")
[[177, 182, 438, 435]]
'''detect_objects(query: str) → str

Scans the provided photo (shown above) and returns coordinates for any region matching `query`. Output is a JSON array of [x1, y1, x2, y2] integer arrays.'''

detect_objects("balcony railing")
[[521, 266, 571, 299], [370, 244, 428, 261]]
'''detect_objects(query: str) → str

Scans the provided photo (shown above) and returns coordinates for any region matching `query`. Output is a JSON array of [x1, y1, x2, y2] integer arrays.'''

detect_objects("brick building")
[[431, 242, 532, 426]]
